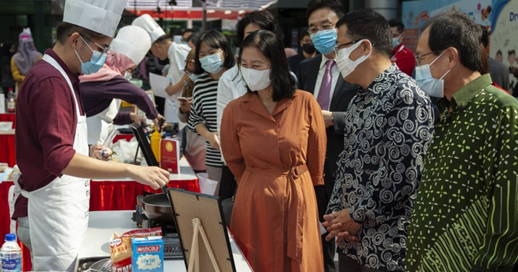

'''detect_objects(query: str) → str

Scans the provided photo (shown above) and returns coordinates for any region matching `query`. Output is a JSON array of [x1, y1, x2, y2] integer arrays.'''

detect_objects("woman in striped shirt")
[[188, 30, 235, 195]]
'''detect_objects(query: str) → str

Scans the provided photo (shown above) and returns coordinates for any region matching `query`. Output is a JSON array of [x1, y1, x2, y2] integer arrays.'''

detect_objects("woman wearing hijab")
[[80, 25, 163, 145], [0, 41, 16, 94], [11, 28, 42, 89]]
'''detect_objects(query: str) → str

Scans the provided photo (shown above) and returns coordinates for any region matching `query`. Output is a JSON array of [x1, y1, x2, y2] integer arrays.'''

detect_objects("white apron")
[[86, 98, 120, 145], [21, 54, 90, 272]]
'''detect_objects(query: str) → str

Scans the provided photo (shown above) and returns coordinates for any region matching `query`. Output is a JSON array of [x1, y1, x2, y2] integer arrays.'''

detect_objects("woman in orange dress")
[[220, 30, 326, 272]]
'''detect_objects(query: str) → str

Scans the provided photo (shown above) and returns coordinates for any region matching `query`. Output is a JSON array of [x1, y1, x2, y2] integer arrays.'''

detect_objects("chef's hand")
[[153, 114, 166, 131], [322, 110, 334, 128], [322, 209, 362, 243], [130, 112, 147, 125], [90, 144, 112, 161], [129, 165, 169, 190], [179, 98, 192, 114], [205, 132, 220, 150]]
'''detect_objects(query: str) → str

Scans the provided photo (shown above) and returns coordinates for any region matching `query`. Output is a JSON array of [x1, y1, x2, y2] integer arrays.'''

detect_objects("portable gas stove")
[[132, 195, 183, 259]]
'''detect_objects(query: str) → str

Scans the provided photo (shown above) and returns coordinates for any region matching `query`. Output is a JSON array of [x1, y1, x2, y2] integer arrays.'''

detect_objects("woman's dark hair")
[[235, 10, 283, 47], [421, 10, 482, 72], [239, 30, 295, 101], [194, 30, 235, 75], [336, 9, 393, 57], [56, 22, 106, 45]]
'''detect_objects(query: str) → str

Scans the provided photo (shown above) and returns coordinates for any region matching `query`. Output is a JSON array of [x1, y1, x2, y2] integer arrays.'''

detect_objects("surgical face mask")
[[200, 52, 224, 74], [414, 51, 451, 98], [302, 43, 316, 55], [392, 37, 400, 48], [240, 67, 271, 91], [74, 36, 107, 75], [310, 29, 337, 55], [123, 71, 132, 81], [186, 71, 199, 82], [336, 39, 372, 78]]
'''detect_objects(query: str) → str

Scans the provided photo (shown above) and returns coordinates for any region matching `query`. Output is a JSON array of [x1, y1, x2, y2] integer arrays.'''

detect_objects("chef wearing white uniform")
[[132, 14, 191, 127], [14, 1, 170, 271]]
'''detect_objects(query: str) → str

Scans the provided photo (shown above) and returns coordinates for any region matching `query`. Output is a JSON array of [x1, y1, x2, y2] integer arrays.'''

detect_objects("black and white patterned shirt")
[[327, 64, 434, 271], [188, 73, 223, 167]]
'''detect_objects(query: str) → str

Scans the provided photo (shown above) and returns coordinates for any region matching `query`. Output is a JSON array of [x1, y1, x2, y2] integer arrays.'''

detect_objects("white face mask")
[[336, 39, 372, 78], [414, 50, 451, 98], [240, 67, 271, 92], [123, 71, 132, 81]]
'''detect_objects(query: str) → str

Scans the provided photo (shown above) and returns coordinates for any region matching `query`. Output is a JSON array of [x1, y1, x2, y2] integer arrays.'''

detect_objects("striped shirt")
[[406, 74, 518, 272], [188, 73, 223, 167]]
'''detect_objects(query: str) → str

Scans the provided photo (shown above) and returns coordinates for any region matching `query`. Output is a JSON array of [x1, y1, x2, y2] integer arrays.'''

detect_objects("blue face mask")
[[200, 52, 223, 74], [392, 37, 400, 48], [186, 71, 199, 82], [414, 51, 451, 98], [75, 36, 107, 75], [310, 29, 337, 55]]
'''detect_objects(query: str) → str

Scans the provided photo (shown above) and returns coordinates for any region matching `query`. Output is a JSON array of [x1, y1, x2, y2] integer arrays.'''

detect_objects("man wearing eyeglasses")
[[322, 9, 434, 272], [296, 1, 360, 271], [13, 1, 169, 270], [406, 11, 518, 272]]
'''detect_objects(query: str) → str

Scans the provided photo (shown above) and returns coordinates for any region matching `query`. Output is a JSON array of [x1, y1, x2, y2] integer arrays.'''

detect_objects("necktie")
[[317, 60, 334, 110]]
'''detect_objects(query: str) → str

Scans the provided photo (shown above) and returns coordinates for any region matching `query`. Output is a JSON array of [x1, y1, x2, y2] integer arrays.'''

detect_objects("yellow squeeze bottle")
[[151, 130, 161, 162]]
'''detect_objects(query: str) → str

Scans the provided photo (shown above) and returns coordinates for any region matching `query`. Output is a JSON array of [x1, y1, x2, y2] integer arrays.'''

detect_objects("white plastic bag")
[[197, 173, 218, 195]]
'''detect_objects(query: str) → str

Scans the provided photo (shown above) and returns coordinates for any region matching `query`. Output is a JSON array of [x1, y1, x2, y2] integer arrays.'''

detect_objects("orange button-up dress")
[[221, 90, 326, 272]]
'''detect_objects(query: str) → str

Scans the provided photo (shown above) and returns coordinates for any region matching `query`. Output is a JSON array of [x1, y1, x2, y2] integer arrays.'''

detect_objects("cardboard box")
[[131, 237, 164, 272], [160, 138, 180, 173]]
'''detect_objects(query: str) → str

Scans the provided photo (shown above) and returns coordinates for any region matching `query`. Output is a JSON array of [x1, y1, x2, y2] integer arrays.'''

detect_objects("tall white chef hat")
[[132, 14, 166, 43], [110, 26, 151, 65], [63, 0, 128, 38]]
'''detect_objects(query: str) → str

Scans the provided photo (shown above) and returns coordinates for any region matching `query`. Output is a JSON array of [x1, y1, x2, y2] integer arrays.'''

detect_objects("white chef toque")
[[132, 14, 166, 43], [110, 26, 152, 65], [63, 0, 128, 38]]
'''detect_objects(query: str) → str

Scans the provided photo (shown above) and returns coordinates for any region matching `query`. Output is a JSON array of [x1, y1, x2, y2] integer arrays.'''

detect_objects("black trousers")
[[315, 185, 337, 272], [219, 165, 236, 201]]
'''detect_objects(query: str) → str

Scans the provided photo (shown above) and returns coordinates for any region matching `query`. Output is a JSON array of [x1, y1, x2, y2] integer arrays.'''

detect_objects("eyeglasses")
[[80, 34, 110, 55], [335, 40, 360, 51], [307, 23, 335, 35], [414, 50, 441, 65]]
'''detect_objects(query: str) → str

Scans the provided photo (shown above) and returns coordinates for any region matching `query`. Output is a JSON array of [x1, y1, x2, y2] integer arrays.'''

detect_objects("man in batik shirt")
[[323, 9, 435, 272], [406, 11, 518, 272]]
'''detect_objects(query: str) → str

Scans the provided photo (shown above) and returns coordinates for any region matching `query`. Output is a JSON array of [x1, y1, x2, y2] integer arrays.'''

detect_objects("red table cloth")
[[1, 178, 199, 271], [0, 113, 16, 128]]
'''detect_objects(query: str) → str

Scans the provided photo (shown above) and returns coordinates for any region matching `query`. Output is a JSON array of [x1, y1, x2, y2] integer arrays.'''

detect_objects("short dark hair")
[[509, 50, 516, 56], [236, 10, 283, 47], [479, 24, 489, 48], [239, 30, 295, 101], [306, 0, 345, 21], [154, 35, 170, 45], [187, 32, 201, 45], [421, 10, 482, 72], [336, 9, 393, 57], [388, 19, 405, 34], [496, 50, 502, 56], [194, 30, 235, 74], [56, 22, 106, 45], [182, 28, 195, 36], [301, 31, 311, 40]]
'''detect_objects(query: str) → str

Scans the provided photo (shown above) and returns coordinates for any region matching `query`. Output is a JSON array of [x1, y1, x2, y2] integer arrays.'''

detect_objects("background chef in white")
[[132, 14, 191, 129], [13, 1, 169, 271]]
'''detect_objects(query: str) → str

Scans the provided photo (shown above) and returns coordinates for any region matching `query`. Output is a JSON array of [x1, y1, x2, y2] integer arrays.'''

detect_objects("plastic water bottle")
[[0, 234, 22, 272]]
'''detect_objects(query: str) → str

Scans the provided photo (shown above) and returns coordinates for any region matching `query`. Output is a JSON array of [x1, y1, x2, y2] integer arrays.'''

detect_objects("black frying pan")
[[141, 193, 175, 224]]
